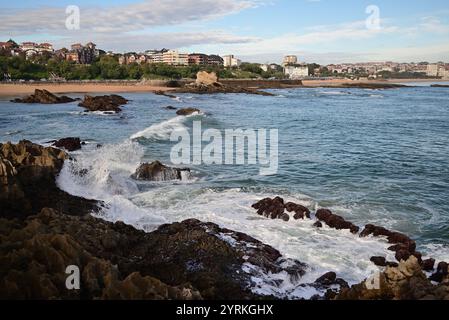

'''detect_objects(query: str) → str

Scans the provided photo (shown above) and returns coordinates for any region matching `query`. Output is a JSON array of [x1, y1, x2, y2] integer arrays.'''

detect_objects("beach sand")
[[0, 83, 175, 98], [0, 78, 446, 98]]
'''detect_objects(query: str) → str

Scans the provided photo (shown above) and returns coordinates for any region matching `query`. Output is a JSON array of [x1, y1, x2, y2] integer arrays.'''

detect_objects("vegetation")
[[0, 51, 286, 81]]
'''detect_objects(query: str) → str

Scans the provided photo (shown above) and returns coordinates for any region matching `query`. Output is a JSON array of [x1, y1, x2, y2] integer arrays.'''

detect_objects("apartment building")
[[163, 50, 189, 66], [223, 55, 241, 67]]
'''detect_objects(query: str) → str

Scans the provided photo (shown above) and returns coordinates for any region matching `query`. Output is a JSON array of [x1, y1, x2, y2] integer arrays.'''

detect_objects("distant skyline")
[[1, 0, 449, 64]]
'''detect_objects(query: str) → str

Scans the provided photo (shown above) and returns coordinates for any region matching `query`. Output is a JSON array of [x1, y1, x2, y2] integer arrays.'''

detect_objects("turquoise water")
[[1, 85, 449, 296]]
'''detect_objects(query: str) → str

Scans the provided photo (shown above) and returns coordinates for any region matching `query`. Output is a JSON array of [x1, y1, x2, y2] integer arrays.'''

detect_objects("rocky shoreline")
[[1, 140, 448, 300]]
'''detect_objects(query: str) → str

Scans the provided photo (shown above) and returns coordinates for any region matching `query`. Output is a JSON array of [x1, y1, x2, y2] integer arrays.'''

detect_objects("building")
[[284, 65, 309, 79], [283, 55, 298, 67], [223, 55, 241, 67], [426, 64, 439, 77], [162, 50, 189, 66], [67, 42, 97, 64], [189, 53, 208, 65], [207, 55, 224, 66]]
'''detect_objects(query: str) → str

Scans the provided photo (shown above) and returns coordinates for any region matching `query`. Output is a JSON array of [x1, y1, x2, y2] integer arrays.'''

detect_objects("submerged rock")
[[176, 107, 201, 116], [0, 140, 98, 220], [79, 94, 128, 113], [164, 105, 177, 110], [11, 89, 76, 104], [132, 161, 190, 181], [52, 137, 82, 151]]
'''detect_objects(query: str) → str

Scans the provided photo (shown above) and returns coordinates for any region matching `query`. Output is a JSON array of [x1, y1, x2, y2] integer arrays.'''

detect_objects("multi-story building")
[[426, 64, 439, 77], [163, 50, 189, 66], [67, 42, 97, 64], [223, 55, 241, 67], [282, 55, 298, 66], [188, 53, 208, 65], [207, 55, 224, 66]]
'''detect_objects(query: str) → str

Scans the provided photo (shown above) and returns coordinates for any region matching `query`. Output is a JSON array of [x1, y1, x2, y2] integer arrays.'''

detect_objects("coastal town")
[[1, 39, 449, 81]]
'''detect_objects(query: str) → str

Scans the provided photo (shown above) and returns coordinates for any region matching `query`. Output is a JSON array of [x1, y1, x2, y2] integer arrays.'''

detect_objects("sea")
[[1, 82, 449, 298]]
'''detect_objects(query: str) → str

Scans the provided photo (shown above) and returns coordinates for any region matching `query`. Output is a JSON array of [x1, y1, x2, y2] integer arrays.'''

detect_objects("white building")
[[223, 55, 241, 67], [284, 65, 309, 79], [163, 50, 189, 66], [426, 64, 439, 77], [260, 64, 269, 72]]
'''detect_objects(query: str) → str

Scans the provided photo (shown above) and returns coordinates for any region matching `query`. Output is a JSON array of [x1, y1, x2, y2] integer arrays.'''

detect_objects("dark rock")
[[361, 224, 416, 252], [315, 209, 360, 234], [429, 262, 449, 283], [176, 108, 201, 116], [315, 272, 337, 286], [154, 90, 178, 99], [421, 258, 436, 272], [285, 202, 311, 219], [131, 161, 190, 181], [0, 140, 98, 220], [52, 137, 82, 152], [396, 250, 412, 262], [313, 221, 323, 228], [430, 84, 449, 88], [79, 94, 128, 113], [319, 83, 407, 90], [11, 89, 75, 104], [252, 197, 286, 220], [370, 256, 387, 267], [176, 83, 275, 96], [164, 106, 177, 110]]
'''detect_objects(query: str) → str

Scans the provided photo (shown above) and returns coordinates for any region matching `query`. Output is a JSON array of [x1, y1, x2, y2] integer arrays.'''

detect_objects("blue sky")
[[1, 0, 448, 64]]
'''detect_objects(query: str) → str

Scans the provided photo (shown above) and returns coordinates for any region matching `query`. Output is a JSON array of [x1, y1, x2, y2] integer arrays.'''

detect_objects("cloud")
[[0, 0, 256, 35]]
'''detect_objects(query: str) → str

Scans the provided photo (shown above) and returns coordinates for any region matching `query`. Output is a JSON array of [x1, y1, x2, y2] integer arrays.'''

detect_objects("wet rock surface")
[[11, 89, 76, 104], [79, 94, 128, 113], [52, 137, 83, 152], [131, 161, 190, 181], [0, 140, 98, 220], [315, 209, 360, 234], [176, 107, 201, 116], [336, 256, 449, 300]]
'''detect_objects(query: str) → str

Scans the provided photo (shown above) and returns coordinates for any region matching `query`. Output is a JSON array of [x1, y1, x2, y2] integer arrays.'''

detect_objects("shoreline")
[[0, 78, 448, 98]]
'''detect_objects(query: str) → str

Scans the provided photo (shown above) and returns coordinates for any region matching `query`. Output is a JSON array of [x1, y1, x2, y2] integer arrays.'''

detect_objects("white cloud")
[[0, 0, 257, 34]]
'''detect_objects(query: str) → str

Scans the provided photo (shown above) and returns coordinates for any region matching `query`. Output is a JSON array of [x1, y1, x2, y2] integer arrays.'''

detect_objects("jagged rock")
[[315, 209, 360, 234], [176, 108, 201, 116], [52, 137, 82, 152], [285, 202, 311, 219], [131, 161, 190, 181], [196, 71, 219, 86], [0, 209, 307, 300], [429, 262, 449, 283], [422, 258, 436, 272], [371, 256, 387, 267], [79, 94, 128, 113], [0, 140, 98, 220], [164, 106, 177, 110], [0, 209, 202, 300], [336, 256, 449, 300], [315, 272, 337, 286], [360, 224, 419, 263], [252, 197, 286, 220], [11, 89, 76, 104]]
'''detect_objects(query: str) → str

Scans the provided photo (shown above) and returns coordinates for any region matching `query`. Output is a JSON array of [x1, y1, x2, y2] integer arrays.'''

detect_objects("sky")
[[1, 0, 448, 64]]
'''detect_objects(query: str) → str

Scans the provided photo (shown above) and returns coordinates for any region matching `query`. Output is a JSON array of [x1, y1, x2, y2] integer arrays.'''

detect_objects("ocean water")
[[1, 84, 449, 298]]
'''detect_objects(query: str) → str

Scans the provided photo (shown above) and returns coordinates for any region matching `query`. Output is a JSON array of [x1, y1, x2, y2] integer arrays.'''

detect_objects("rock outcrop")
[[0, 208, 201, 300], [251, 197, 291, 221], [196, 71, 219, 86], [0, 208, 307, 300], [11, 89, 76, 104], [79, 94, 128, 113], [315, 209, 360, 234], [175, 71, 275, 96], [336, 256, 449, 300], [52, 137, 82, 152], [176, 108, 201, 116], [131, 161, 190, 181], [0, 140, 98, 220]]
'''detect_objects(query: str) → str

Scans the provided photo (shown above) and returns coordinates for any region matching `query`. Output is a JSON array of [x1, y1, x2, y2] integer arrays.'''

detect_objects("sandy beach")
[[0, 83, 175, 98], [0, 78, 447, 98]]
